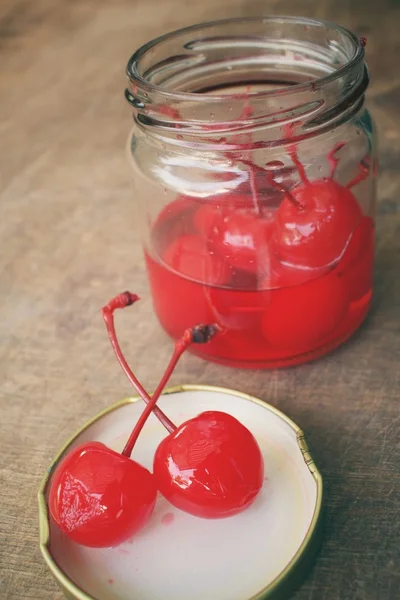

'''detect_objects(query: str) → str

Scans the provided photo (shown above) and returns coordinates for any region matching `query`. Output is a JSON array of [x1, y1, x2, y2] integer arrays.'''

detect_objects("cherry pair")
[[48, 292, 264, 548]]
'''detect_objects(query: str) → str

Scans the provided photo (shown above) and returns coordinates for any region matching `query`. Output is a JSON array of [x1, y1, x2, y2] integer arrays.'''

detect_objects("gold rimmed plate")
[[39, 385, 323, 600]]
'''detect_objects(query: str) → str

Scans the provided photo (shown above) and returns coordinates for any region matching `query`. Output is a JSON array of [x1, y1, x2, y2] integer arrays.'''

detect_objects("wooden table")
[[1, 1, 399, 598]]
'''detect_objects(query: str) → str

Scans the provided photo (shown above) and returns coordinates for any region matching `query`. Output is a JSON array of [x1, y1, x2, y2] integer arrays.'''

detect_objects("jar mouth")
[[126, 16, 363, 103]]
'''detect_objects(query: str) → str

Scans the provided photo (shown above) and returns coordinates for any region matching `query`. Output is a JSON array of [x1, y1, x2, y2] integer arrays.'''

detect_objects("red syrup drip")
[[145, 98, 373, 368], [346, 157, 371, 189], [161, 512, 175, 525]]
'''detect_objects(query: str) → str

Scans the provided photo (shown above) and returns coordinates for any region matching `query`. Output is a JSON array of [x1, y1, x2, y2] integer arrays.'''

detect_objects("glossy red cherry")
[[195, 202, 276, 276], [211, 210, 275, 274], [262, 271, 349, 352], [48, 442, 157, 548], [154, 410, 264, 518], [193, 196, 262, 233], [273, 179, 363, 270], [163, 234, 232, 285]]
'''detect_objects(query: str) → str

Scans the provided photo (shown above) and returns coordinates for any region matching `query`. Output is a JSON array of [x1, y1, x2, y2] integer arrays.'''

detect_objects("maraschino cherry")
[[206, 208, 275, 275], [191, 158, 278, 279], [48, 441, 157, 548], [273, 179, 363, 270], [273, 141, 364, 270], [102, 294, 264, 519], [48, 293, 219, 547], [154, 410, 263, 518]]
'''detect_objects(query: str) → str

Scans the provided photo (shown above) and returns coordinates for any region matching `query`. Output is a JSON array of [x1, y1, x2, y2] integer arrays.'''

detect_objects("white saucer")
[[39, 385, 323, 600]]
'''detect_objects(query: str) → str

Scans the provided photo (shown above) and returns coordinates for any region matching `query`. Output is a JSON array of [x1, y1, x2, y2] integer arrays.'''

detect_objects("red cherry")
[[205, 208, 275, 275], [163, 234, 232, 285], [193, 198, 256, 238], [154, 410, 264, 518], [274, 179, 363, 270], [49, 442, 157, 548], [262, 271, 349, 352], [193, 192, 278, 276]]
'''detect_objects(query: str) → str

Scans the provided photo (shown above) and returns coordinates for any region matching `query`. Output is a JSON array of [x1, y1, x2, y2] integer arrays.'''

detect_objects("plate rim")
[[38, 384, 324, 600]]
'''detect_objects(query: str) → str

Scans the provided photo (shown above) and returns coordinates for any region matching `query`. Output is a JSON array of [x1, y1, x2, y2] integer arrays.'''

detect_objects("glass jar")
[[125, 16, 377, 369]]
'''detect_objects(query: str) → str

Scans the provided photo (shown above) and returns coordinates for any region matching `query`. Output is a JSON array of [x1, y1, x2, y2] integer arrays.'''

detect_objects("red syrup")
[[144, 109, 373, 368], [145, 222, 373, 368]]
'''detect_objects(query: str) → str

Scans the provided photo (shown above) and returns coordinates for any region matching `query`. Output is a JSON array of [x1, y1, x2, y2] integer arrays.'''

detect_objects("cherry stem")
[[248, 166, 262, 215], [265, 169, 305, 211], [284, 123, 309, 185], [102, 292, 176, 433], [240, 158, 305, 211], [121, 323, 220, 458], [234, 92, 262, 216], [288, 145, 308, 185], [346, 157, 370, 189], [327, 142, 346, 179]]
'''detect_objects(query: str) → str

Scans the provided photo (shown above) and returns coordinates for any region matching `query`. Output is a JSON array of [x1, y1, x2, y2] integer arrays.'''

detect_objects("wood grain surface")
[[0, 1, 399, 599]]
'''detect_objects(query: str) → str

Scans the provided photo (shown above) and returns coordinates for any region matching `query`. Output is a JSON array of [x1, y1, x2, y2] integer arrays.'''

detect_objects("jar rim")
[[126, 16, 364, 103]]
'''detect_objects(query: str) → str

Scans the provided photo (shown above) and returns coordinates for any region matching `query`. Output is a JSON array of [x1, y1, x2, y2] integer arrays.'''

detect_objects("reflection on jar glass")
[[125, 16, 377, 369]]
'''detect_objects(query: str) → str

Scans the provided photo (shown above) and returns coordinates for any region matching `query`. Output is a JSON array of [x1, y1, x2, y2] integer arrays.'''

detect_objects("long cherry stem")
[[284, 123, 309, 185], [288, 146, 308, 185], [102, 292, 176, 433], [235, 90, 262, 216], [346, 157, 370, 189], [248, 166, 262, 215], [239, 158, 305, 211], [122, 323, 219, 457], [327, 142, 346, 179]]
